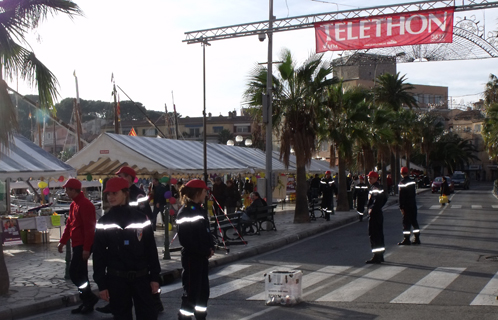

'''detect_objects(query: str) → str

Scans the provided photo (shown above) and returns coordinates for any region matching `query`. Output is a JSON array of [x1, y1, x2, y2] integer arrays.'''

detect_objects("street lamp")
[[235, 135, 244, 144], [226, 140, 234, 146]]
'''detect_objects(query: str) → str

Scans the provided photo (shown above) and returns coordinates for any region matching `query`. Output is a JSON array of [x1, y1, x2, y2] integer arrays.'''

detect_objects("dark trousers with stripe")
[[368, 211, 385, 252], [402, 208, 420, 232], [69, 245, 97, 304], [108, 274, 158, 320], [180, 255, 210, 318]]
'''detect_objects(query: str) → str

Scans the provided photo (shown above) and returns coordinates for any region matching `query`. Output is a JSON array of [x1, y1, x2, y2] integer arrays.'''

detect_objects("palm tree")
[[431, 133, 479, 175], [413, 112, 445, 177], [244, 49, 337, 223], [373, 72, 417, 190], [484, 73, 498, 106], [483, 103, 498, 160], [321, 82, 371, 211], [0, 0, 82, 296]]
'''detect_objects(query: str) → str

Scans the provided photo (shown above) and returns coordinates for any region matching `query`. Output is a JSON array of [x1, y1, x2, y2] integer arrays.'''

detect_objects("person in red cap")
[[398, 167, 421, 245], [93, 177, 161, 320], [58, 178, 99, 315], [353, 175, 369, 222], [365, 171, 387, 264], [320, 170, 338, 220], [176, 179, 215, 320]]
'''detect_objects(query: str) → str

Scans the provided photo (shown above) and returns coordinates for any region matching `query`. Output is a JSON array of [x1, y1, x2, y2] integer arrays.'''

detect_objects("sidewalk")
[[0, 192, 414, 320]]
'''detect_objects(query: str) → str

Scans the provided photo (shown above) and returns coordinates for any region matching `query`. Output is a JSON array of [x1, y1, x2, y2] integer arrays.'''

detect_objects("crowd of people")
[[56, 165, 424, 319]]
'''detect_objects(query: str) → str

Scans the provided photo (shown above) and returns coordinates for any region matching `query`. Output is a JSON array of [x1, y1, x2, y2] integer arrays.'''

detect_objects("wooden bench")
[[243, 205, 277, 235], [210, 212, 244, 241], [308, 197, 323, 221]]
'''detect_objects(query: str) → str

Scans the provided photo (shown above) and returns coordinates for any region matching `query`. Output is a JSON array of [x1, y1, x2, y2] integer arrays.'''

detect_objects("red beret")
[[367, 171, 379, 178], [325, 170, 331, 175], [359, 175, 364, 180], [104, 177, 130, 193], [400, 167, 409, 174], [63, 178, 81, 190], [185, 179, 209, 190], [115, 166, 136, 178]]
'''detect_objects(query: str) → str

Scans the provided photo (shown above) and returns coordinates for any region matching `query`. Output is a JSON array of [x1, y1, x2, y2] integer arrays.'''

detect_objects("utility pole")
[[265, 0, 274, 205]]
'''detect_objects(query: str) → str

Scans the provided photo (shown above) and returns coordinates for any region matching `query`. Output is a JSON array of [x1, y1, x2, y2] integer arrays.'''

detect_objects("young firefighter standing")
[[353, 175, 369, 222], [177, 179, 215, 320], [365, 171, 387, 264], [398, 167, 421, 245], [58, 179, 99, 315], [93, 177, 161, 320]]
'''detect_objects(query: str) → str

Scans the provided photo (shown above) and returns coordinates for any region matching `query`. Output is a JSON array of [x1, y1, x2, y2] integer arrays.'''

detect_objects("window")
[[213, 126, 223, 133], [435, 95, 443, 104], [474, 124, 481, 133], [144, 128, 157, 136], [189, 128, 200, 137], [321, 142, 328, 152], [236, 126, 249, 133]]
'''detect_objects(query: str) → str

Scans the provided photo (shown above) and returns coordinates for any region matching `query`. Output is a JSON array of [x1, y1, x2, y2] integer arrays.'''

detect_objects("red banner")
[[315, 8, 454, 52]]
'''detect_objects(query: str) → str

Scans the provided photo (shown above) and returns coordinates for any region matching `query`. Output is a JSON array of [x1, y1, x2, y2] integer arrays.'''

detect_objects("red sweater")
[[59, 192, 96, 251]]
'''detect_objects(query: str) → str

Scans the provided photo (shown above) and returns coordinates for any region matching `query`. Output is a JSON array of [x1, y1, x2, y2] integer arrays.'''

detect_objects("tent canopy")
[[0, 134, 76, 181], [66, 133, 338, 179], [386, 159, 425, 172]]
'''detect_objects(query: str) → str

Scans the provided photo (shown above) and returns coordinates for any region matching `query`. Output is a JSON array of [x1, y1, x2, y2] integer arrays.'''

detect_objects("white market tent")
[[0, 134, 76, 181], [272, 151, 338, 174], [66, 133, 310, 179]]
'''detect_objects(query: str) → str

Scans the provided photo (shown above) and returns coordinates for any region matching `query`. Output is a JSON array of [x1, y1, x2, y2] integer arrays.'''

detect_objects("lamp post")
[[202, 38, 210, 186], [227, 135, 253, 147], [265, 0, 274, 205]]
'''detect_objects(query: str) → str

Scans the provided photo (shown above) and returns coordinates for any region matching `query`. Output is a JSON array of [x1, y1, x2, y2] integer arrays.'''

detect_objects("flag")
[[117, 94, 121, 122], [129, 127, 137, 136]]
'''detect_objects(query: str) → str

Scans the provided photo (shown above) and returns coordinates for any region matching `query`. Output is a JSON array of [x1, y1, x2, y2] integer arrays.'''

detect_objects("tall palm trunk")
[[336, 156, 349, 211], [294, 153, 310, 223]]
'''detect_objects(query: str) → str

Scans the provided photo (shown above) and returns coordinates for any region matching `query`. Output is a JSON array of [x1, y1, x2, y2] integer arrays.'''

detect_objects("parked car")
[[431, 176, 454, 193], [452, 171, 470, 190]]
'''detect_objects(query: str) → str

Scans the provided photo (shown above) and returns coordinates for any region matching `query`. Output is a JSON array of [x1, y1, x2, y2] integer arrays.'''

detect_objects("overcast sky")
[[15, 0, 498, 118]]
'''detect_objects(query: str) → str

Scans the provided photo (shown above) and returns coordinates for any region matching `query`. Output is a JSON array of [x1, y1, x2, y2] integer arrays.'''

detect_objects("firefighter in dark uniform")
[[353, 175, 369, 222], [398, 167, 421, 245], [93, 177, 161, 320], [320, 170, 338, 221], [366, 171, 387, 264], [177, 179, 215, 320], [116, 166, 154, 222], [97, 166, 163, 314]]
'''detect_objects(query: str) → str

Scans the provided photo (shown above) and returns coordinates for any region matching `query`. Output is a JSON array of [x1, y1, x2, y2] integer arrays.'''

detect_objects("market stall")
[[0, 134, 76, 245]]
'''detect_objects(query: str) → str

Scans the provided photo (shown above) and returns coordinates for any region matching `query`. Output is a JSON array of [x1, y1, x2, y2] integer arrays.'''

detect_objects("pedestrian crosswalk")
[[419, 204, 497, 210], [162, 263, 498, 306]]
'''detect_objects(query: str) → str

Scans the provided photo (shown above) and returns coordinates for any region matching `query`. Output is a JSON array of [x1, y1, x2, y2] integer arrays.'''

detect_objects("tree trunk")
[[293, 164, 310, 223], [336, 156, 349, 211], [0, 245, 9, 295]]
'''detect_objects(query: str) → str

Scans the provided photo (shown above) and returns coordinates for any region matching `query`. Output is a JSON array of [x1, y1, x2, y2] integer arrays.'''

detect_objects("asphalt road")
[[23, 182, 498, 320]]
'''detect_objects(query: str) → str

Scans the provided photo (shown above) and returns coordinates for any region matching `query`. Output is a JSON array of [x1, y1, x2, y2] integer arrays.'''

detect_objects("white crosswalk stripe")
[[472, 205, 482, 209], [247, 265, 351, 301], [471, 272, 498, 306], [209, 265, 300, 298], [492, 205, 498, 209], [161, 264, 251, 294], [391, 267, 465, 304], [451, 205, 462, 209], [430, 205, 442, 209], [317, 266, 406, 302]]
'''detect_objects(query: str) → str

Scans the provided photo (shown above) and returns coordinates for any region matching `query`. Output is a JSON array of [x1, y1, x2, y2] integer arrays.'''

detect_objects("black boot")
[[398, 235, 411, 246], [96, 303, 112, 314], [153, 292, 164, 313], [71, 304, 85, 314], [365, 254, 382, 264], [413, 233, 421, 245]]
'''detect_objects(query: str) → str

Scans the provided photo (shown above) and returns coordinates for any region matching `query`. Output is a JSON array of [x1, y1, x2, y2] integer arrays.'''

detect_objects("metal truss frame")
[[184, 0, 498, 44]]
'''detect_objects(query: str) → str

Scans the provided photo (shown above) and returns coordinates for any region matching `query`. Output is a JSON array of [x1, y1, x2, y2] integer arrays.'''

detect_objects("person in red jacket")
[[58, 179, 99, 315]]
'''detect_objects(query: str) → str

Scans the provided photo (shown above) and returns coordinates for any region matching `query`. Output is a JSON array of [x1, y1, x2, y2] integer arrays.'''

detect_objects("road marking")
[[492, 205, 498, 209], [471, 205, 482, 209], [417, 205, 422, 209], [247, 265, 351, 300], [430, 205, 442, 209], [391, 267, 465, 304], [317, 266, 406, 302], [160, 264, 251, 294], [471, 272, 498, 306], [210, 265, 300, 298], [451, 205, 462, 209]]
